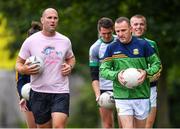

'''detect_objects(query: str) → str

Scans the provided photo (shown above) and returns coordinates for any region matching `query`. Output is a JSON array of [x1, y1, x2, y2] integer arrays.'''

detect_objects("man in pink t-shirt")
[[16, 8, 76, 128]]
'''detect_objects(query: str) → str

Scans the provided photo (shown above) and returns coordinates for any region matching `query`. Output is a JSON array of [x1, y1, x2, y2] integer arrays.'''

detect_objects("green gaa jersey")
[[100, 36, 161, 99], [144, 38, 159, 56], [144, 38, 162, 87]]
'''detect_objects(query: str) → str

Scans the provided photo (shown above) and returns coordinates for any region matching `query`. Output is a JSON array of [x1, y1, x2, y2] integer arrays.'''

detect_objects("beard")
[[48, 27, 56, 33]]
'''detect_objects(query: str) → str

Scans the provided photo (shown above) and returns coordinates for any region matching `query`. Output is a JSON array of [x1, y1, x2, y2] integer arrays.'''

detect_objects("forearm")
[[92, 80, 100, 98], [146, 54, 162, 76], [100, 62, 119, 81], [16, 56, 26, 74]]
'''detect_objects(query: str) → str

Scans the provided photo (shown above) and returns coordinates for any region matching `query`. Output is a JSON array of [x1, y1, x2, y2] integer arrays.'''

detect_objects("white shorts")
[[150, 86, 157, 107], [115, 99, 150, 120]]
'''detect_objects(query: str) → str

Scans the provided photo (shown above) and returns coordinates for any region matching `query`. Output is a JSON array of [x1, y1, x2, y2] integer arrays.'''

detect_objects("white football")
[[21, 83, 31, 100], [25, 56, 44, 73], [98, 91, 115, 109], [121, 68, 141, 89]]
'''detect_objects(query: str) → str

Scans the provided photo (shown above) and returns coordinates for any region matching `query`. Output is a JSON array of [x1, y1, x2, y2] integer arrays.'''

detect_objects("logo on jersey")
[[133, 49, 139, 55], [42, 46, 62, 64], [113, 51, 122, 54]]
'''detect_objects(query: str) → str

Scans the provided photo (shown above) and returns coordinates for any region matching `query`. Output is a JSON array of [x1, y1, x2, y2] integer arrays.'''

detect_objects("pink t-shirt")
[[19, 31, 74, 93]]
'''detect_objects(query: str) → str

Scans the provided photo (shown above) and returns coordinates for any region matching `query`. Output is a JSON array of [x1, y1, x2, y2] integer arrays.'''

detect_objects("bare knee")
[[37, 120, 52, 128], [103, 122, 113, 128]]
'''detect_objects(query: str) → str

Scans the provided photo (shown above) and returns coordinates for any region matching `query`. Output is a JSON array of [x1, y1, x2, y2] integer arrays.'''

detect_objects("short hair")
[[97, 17, 114, 31], [130, 14, 147, 25], [115, 17, 130, 26], [42, 8, 58, 17], [28, 21, 42, 36]]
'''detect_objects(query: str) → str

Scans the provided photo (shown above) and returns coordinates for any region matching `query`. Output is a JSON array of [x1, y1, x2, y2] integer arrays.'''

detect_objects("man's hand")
[[19, 98, 28, 112], [16, 56, 40, 75], [150, 72, 161, 82], [118, 70, 126, 85], [61, 63, 72, 76], [23, 63, 41, 75], [137, 69, 146, 85]]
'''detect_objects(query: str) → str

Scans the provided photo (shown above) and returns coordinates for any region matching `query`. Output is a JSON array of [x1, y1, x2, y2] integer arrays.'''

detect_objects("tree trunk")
[[156, 73, 171, 127]]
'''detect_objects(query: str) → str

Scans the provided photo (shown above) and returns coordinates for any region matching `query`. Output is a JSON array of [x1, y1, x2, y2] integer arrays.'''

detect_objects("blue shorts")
[[30, 90, 70, 124]]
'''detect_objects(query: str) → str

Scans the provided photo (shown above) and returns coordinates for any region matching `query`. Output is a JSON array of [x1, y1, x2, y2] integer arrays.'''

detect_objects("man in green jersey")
[[130, 14, 162, 128], [100, 17, 161, 128]]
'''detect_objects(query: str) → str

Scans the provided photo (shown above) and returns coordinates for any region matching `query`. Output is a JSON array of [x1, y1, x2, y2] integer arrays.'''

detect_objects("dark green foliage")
[[1, 0, 180, 127], [169, 80, 180, 128], [68, 83, 99, 128]]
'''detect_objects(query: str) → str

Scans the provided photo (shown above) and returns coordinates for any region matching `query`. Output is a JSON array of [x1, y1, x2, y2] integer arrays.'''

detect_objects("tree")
[[0, 0, 180, 127], [0, 14, 16, 69]]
